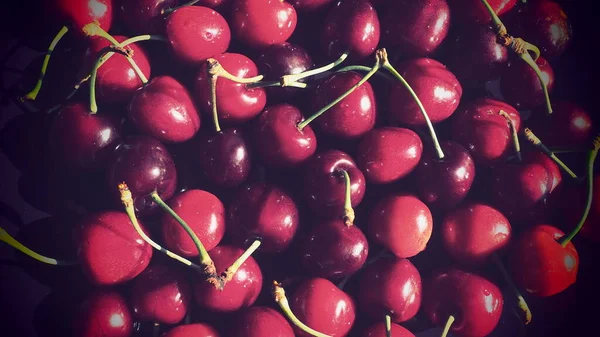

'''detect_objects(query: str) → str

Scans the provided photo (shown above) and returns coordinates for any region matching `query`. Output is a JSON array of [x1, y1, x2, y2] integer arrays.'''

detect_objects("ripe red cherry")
[[499, 56, 555, 110], [231, 0, 297, 49], [528, 101, 594, 148], [356, 127, 423, 184], [74, 290, 132, 337], [229, 306, 294, 337], [195, 53, 267, 124], [289, 278, 356, 337], [161, 189, 226, 256], [75, 211, 153, 285], [128, 76, 201, 143], [361, 322, 415, 337], [311, 71, 376, 139], [46, 0, 113, 33], [118, 0, 178, 35], [446, 0, 516, 26], [388, 58, 462, 126], [131, 264, 191, 324], [163, 324, 220, 337], [369, 194, 433, 259], [165, 6, 231, 65], [510, 224, 579, 297]]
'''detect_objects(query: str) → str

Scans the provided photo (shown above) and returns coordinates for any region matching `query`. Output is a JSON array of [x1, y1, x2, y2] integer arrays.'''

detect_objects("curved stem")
[[385, 314, 392, 337], [207, 58, 263, 84], [273, 281, 333, 337], [0, 227, 77, 266], [440, 315, 455, 337], [479, 0, 505, 34], [281, 51, 349, 86], [336, 65, 396, 81], [341, 170, 355, 226], [221, 239, 262, 283], [499, 110, 522, 162], [246, 80, 307, 89], [519, 52, 552, 115], [210, 73, 221, 133], [89, 47, 131, 113], [492, 253, 532, 324], [523, 128, 578, 179], [162, 0, 200, 15]]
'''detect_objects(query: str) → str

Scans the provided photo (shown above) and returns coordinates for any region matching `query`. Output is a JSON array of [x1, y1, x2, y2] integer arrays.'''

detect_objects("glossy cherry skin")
[[414, 140, 476, 211], [195, 128, 252, 188], [255, 42, 313, 99], [251, 104, 317, 168], [290, 278, 356, 337], [511, 224, 578, 297], [499, 56, 555, 110], [128, 76, 201, 143], [450, 97, 521, 165], [195, 53, 267, 124], [528, 101, 594, 148], [361, 322, 416, 337], [161, 189, 226, 256], [165, 6, 231, 65], [229, 306, 294, 337], [131, 264, 191, 324], [311, 71, 376, 139], [381, 0, 450, 58], [227, 182, 299, 253], [357, 257, 422, 323], [194, 245, 263, 312], [423, 268, 504, 337], [163, 324, 220, 337], [298, 219, 369, 280], [356, 127, 423, 184], [388, 58, 462, 126], [369, 194, 433, 259], [232, 0, 297, 49], [106, 135, 178, 216], [46, 0, 113, 33], [75, 211, 153, 285], [49, 102, 121, 170], [118, 0, 178, 34], [321, 0, 381, 61], [74, 291, 132, 337], [302, 150, 366, 218], [446, 0, 516, 25]]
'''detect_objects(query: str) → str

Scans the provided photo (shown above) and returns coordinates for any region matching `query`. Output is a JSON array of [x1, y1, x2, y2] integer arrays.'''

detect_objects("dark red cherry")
[[118, 0, 178, 34], [388, 58, 462, 126], [131, 264, 191, 324], [46, 0, 113, 33], [106, 135, 178, 216], [163, 324, 220, 337], [311, 71, 377, 139], [232, 0, 297, 49], [195, 53, 267, 124], [128, 76, 201, 143], [528, 101, 594, 148], [161, 189, 226, 256], [289, 0, 334, 12], [446, 0, 517, 26], [251, 104, 317, 168], [165, 6, 231, 65], [361, 322, 415, 337], [321, 0, 381, 61], [381, 0, 450, 58], [229, 306, 294, 337], [289, 278, 356, 337], [74, 290, 132, 337], [499, 56, 555, 110], [356, 127, 423, 184]]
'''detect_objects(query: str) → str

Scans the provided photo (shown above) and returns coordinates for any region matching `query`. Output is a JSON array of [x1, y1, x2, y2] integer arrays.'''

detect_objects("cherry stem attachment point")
[[480, 0, 506, 36], [0, 226, 77, 266], [207, 58, 263, 83], [221, 239, 262, 284], [440, 315, 455, 337], [281, 50, 349, 87], [385, 314, 392, 337], [499, 110, 522, 162], [492, 253, 532, 324], [341, 170, 355, 226], [523, 128, 578, 179]]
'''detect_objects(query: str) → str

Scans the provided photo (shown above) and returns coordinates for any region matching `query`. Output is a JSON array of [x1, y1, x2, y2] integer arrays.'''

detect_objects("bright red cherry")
[[74, 290, 132, 337], [46, 0, 113, 33], [231, 0, 297, 49], [163, 323, 220, 337], [118, 0, 179, 35], [446, 0, 517, 26], [361, 322, 415, 337], [499, 55, 555, 110], [528, 101, 594, 148], [228, 306, 294, 337]]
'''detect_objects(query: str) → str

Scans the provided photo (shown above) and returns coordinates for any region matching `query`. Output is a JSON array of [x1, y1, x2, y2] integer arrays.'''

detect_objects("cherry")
[[528, 101, 594, 149], [289, 0, 334, 12], [446, 0, 516, 26], [118, 0, 178, 35], [163, 324, 220, 337], [161, 189, 225, 257], [310, 71, 376, 139], [131, 263, 191, 324], [388, 58, 462, 126], [423, 268, 504, 337], [251, 104, 317, 168], [381, 0, 450, 58], [195, 53, 267, 124], [357, 257, 422, 323], [289, 277, 356, 337], [414, 140, 476, 211], [368, 194, 433, 259], [74, 290, 132, 337], [229, 306, 294, 337], [450, 97, 521, 165], [45, 0, 113, 33], [499, 55, 555, 110], [298, 218, 369, 280], [231, 0, 297, 49], [107, 135, 178, 216], [194, 245, 262, 312], [361, 322, 415, 337], [165, 5, 231, 65], [356, 127, 423, 184], [128, 75, 201, 143]]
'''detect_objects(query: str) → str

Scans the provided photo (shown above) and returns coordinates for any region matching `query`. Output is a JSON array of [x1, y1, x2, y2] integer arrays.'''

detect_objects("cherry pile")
[[1, 0, 599, 337]]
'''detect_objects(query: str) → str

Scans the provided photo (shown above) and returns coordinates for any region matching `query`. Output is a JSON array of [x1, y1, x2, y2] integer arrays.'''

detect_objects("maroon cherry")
[[290, 0, 334, 12], [369, 194, 433, 259], [414, 140, 476, 211], [229, 306, 294, 337], [357, 257, 422, 323], [74, 290, 132, 337], [446, 0, 516, 26], [361, 322, 415, 337], [118, 0, 178, 34], [106, 135, 178, 216], [528, 101, 594, 148], [356, 127, 423, 184], [251, 104, 317, 168], [46, 0, 113, 33], [499, 55, 555, 110], [131, 264, 191, 325], [232, 0, 297, 49], [165, 5, 231, 65], [163, 324, 220, 337], [128, 75, 201, 143], [388, 58, 462, 126], [161, 189, 226, 257], [423, 268, 504, 337]]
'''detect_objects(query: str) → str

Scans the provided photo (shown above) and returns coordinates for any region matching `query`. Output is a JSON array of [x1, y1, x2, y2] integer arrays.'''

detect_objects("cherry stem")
[[492, 253, 532, 324], [341, 170, 355, 226], [479, 0, 506, 35], [273, 281, 333, 337], [206, 58, 264, 84], [336, 65, 396, 81], [89, 47, 132, 114], [21, 25, 69, 101], [246, 80, 307, 89], [0, 226, 77, 266], [518, 51, 552, 115], [523, 128, 578, 179], [280, 51, 349, 87], [297, 49, 385, 130], [559, 137, 600, 247], [499, 110, 522, 162], [162, 0, 200, 15], [209, 72, 221, 133], [440, 315, 455, 337], [385, 314, 392, 337], [221, 239, 262, 284]]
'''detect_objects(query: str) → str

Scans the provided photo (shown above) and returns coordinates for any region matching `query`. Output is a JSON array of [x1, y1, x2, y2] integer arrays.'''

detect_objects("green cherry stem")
[[523, 128, 578, 179], [385, 314, 392, 337], [209, 69, 221, 133], [499, 110, 522, 162], [559, 137, 600, 247], [89, 47, 136, 113], [341, 170, 355, 226], [280, 50, 349, 87], [220, 239, 262, 284], [440, 315, 455, 337], [479, 0, 506, 34], [492, 253, 532, 324], [336, 65, 396, 81], [246, 80, 307, 89], [162, 0, 200, 15], [0, 226, 77, 266]]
